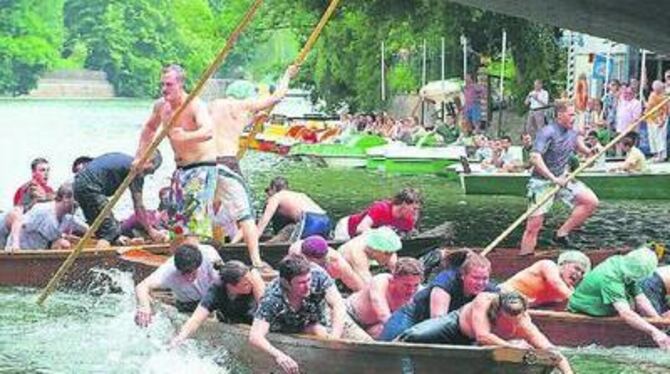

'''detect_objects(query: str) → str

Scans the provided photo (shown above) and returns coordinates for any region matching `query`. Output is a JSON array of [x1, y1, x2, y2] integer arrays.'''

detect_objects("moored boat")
[[290, 134, 387, 168], [382, 145, 467, 175], [457, 162, 670, 200], [192, 320, 559, 374], [529, 309, 670, 348]]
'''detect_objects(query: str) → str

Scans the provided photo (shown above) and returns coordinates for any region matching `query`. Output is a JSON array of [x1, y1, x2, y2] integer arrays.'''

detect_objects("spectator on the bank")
[[646, 80, 668, 162], [463, 74, 486, 134], [615, 85, 642, 154], [524, 80, 550, 139], [602, 79, 621, 133]]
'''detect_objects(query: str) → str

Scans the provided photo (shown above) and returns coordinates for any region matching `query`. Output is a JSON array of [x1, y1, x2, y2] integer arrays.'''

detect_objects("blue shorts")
[[290, 212, 331, 241], [641, 272, 669, 315], [466, 105, 481, 124]]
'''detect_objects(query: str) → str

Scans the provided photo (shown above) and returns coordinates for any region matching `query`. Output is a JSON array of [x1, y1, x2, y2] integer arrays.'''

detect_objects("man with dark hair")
[[399, 291, 573, 374], [71, 156, 93, 174], [256, 176, 332, 243], [134, 64, 218, 243], [13, 157, 55, 211], [520, 102, 599, 255], [170, 260, 266, 348], [249, 254, 346, 374], [73, 151, 164, 249], [333, 188, 422, 241], [345, 257, 423, 339], [134, 241, 222, 326], [1, 183, 88, 250]]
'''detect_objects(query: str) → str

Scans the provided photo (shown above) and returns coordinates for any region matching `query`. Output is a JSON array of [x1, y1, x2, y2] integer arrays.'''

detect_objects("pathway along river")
[[1, 99, 669, 373]]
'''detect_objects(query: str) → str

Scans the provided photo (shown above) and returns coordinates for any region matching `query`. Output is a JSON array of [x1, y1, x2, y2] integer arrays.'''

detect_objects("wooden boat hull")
[[449, 247, 632, 280], [193, 321, 558, 374], [530, 309, 670, 348], [0, 245, 171, 288], [218, 236, 446, 267], [459, 163, 670, 200]]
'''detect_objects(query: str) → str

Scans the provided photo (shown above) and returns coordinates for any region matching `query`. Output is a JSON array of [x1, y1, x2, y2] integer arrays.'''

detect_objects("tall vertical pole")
[[605, 41, 612, 96], [639, 49, 647, 101], [498, 29, 507, 136], [381, 41, 386, 102], [461, 34, 467, 80], [566, 31, 577, 99], [441, 37, 446, 122], [421, 39, 427, 126]]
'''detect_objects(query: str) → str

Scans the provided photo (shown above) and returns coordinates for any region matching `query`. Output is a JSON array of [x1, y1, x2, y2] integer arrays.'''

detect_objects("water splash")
[[0, 269, 229, 373]]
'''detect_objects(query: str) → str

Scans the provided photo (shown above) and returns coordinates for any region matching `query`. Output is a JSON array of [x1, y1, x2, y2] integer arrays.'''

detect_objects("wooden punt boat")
[[0, 235, 444, 288], [217, 235, 446, 266], [0, 245, 170, 288], [435, 247, 631, 280], [456, 162, 670, 200], [529, 309, 670, 348], [191, 320, 559, 373]]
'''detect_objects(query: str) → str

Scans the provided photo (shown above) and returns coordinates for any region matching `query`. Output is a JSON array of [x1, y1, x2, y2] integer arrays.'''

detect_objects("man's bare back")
[[348, 274, 393, 326], [274, 190, 325, 221], [209, 99, 252, 157]]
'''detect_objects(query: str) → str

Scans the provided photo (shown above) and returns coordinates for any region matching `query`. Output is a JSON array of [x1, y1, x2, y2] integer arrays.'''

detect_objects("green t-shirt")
[[567, 256, 642, 316]]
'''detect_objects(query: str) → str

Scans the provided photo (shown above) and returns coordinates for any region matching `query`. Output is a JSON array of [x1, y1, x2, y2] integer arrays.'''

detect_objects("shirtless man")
[[257, 177, 331, 242], [345, 257, 423, 338], [288, 235, 365, 292], [338, 227, 402, 284], [399, 291, 573, 374], [209, 65, 298, 268], [134, 64, 217, 242], [501, 250, 591, 308]]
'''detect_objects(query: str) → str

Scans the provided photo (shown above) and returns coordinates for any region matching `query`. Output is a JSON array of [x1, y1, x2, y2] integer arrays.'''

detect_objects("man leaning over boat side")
[[256, 176, 332, 242], [398, 291, 574, 374], [74, 151, 165, 249], [169, 260, 265, 348], [379, 250, 497, 341], [640, 264, 670, 318], [134, 240, 222, 327], [249, 254, 346, 374], [568, 246, 670, 350], [333, 188, 421, 241], [134, 64, 218, 244], [344, 257, 423, 339], [208, 65, 299, 270], [338, 227, 402, 284], [1, 183, 88, 251], [519, 101, 599, 255], [289, 235, 365, 292], [501, 250, 591, 308]]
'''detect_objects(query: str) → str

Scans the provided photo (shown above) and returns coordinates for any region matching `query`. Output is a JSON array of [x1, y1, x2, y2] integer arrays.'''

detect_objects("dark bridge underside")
[[448, 0, 670, 54]]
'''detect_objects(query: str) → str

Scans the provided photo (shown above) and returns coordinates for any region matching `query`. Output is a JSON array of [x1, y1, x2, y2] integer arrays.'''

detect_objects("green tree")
[[0, 0, 64, 95]]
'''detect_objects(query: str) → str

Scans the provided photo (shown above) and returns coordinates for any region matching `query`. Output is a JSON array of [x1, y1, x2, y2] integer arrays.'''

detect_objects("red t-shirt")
[[13, 180, 54, 209], [347, 200, 415, 237]]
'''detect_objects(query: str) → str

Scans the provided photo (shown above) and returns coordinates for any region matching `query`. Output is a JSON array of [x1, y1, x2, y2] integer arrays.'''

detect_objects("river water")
[[1, 99, 669, 373]]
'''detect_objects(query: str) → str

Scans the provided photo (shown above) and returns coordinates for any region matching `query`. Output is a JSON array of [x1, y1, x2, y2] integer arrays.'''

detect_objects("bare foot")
[[518, 249, 535, 256]]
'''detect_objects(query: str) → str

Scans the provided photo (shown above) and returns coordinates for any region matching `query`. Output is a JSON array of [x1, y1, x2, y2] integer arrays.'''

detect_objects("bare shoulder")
[[152, 98, 166, 112]]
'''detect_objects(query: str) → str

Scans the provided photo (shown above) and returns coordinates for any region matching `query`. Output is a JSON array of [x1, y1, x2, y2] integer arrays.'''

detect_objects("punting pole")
[[421, 39, 427, 125], [237, 0, 342, 159], [441, 37, 445, 122], [461, 34, 467, 80], [640, 49, 647, 101], [498, 29, 507, 135], [36, 0, 266, 306], [381, 40, 386, 102], [480, 95, 670, 257]]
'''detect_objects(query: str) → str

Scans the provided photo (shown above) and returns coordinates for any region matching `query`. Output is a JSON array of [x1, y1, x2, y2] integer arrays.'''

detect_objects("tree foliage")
[[0, 0, 566, 107], [0, 0, 64, 95]]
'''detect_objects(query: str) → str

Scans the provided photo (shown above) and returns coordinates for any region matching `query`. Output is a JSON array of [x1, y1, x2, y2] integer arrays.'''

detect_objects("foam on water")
[[0, 269, 229, 374]]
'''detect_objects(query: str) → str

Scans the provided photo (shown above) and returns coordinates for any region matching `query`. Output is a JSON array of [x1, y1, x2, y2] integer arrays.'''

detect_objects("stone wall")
[[28, 69, 115, 98]]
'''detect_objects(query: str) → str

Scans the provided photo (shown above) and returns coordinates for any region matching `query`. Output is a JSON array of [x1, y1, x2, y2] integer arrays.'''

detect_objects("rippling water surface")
[[1, 99, 669, 373]]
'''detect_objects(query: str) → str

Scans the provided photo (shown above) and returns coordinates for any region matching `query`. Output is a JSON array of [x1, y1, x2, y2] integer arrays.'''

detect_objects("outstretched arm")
[[518, 318, 573, 374], [256, 194, 281, 236], [242, 65, 299, 113], [613, 301, 670, 350], [249, 319, 300, 374], [170, 305, 211, 348], [369, 276, 392, 324], [325, 285, 346, 339]]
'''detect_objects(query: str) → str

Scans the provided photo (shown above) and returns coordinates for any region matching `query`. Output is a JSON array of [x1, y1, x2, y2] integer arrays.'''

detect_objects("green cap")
[[621, 246, 658, 281], [366, 227, 402, 253], [225, 80, 256, 100], [557, 250, 592, 273]]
